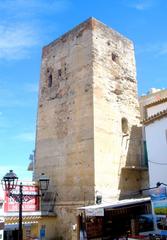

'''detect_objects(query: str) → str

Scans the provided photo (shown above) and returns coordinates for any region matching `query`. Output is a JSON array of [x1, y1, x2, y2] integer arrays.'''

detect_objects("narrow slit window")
[[48, 74, 52, 88], [58, 69, 62, 77], [121, 117, 129, 134]]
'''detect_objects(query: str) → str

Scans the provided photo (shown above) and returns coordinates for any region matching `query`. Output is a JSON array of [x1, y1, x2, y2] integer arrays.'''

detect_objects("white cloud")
[[0, 0, 70, 16], [159, 43, 167, 55], [136, 42, 167, 56], [130, 0, 154, 11], [133, 3, 150, 10], [0, 0, 70, 60], [15, 132, 35, 142], [0, 115, 11, 128], [0, 23, 39, 60], [0, 99, 32, 108], [0, 85, 36, 107]]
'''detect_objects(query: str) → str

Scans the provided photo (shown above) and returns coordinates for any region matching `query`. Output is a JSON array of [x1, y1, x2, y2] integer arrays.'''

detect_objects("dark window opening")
[[121, 117, 129, 134], [112, 53, 119, 63], [58, 69, 62, 77], [107, 40, 111, 46], [48, 74, 52, 88]]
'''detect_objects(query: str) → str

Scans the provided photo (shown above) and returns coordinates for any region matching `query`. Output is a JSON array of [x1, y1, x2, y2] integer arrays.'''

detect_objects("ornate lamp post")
[[1, 170, 49, 240], [39, 173, 50, 195]]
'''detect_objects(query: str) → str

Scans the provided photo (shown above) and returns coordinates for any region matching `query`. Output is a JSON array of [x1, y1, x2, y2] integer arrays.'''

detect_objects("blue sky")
[[0, 0, 167, 182]]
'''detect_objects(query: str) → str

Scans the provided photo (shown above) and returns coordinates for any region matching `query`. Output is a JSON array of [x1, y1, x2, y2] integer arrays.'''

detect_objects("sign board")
[[150, 187, 167, 215], [25, 225, 31, 240], [153, 200, 167, 215], [85, 208, 104, 216], [40, 225, 46, 238], [4, 185, 39, 212]]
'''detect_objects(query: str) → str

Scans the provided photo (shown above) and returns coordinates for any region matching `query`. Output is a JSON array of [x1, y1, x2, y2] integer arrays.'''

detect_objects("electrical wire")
[[148, 160, 167, 165]]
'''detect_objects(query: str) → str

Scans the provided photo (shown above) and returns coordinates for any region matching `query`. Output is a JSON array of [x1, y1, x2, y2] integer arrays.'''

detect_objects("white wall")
[[145, 117, 167, 187], [147, 102, 167, 117]]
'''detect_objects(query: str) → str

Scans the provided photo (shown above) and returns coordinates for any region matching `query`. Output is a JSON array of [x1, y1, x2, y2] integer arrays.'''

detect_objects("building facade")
[[34, 18, 148, 239], [0, 183, 57, 240], [140, 89, 167, 188], [139, 88, 167, 120]]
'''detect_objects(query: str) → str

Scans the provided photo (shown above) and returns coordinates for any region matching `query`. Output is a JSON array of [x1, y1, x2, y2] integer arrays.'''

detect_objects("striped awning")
[[5, 215, 41, 225], [5, 222, 38, 230]]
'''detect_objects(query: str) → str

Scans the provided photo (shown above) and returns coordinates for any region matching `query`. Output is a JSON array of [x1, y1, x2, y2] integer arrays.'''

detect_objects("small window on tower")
[[58, 69, 62, 77], [121, 117, 129, 134], [48, 74, 52, 88], [112, 52, 119, 63]]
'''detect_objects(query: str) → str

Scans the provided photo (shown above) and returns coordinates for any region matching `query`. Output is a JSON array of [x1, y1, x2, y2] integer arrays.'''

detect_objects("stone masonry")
[[34, 18, 148, 239]]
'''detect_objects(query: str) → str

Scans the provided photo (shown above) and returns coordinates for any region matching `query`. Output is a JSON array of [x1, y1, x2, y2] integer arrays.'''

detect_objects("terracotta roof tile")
[[144, 96, 167, 108], [142, 109, 167, 125]]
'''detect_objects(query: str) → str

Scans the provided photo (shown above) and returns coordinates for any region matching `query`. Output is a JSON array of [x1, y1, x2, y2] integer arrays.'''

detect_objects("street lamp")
[[2, 169, 18, 191], [39, 173, 50, 195], [156, 182, 167, 187], [1, 170, 50, 240]]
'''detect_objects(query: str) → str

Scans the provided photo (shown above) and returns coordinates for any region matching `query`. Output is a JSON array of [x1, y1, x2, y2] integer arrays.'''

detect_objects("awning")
[[78, 197, 151, 216], [78, 197, 151, 210], [3, 211, 42, 217], [5, 222, 38, 230], [5, 215, 41, 226]]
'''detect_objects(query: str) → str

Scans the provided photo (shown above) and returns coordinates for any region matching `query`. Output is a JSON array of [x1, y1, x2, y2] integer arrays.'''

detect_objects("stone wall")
[[36, 19, 95, 205], [35, 18, 95, 239], [35, 18, 148, 239], [91, 19, 144, 199]]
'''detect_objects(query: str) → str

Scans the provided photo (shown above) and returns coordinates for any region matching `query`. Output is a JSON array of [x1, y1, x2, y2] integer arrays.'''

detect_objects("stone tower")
[[35, 18, 147, 239]]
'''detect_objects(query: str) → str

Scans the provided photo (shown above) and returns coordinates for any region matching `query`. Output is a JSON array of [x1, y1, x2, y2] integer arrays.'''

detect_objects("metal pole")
[[18, 183, 23, 240]]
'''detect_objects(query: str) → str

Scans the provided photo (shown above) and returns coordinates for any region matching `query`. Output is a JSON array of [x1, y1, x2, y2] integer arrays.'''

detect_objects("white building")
[[142, 95, 167, 187]]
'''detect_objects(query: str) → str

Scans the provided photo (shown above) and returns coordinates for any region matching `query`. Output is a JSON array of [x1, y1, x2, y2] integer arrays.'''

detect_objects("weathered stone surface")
[[35, 17, 145, 239]]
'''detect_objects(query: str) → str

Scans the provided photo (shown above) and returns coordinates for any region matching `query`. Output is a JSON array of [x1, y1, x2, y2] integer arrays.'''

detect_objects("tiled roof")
[[144, 96, 167, 108], [142, 109, 167, 125]]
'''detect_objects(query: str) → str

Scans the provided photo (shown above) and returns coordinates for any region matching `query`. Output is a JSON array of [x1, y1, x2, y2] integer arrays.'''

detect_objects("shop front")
[[3, 183, 41, 240], [78, 197, 152, 239], [4, 212, 41, 240]]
